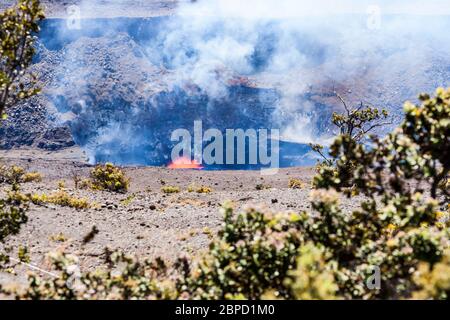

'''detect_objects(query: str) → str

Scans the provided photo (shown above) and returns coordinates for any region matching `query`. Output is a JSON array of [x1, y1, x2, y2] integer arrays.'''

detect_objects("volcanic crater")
[[0, 0, 449, 289]]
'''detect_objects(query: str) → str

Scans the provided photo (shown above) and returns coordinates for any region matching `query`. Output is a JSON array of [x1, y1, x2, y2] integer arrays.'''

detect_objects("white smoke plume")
[[139, 0, 450, 142], [47, 0, 450, 165]]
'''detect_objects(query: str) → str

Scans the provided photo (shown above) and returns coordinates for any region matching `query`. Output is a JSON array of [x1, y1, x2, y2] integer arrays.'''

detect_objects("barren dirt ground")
[[0, 147, 365, 288]]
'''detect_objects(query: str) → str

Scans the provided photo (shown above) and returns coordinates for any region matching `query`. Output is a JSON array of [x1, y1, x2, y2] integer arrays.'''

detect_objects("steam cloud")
[[154, 0, 450, 141], [46, 0, 450, 165]]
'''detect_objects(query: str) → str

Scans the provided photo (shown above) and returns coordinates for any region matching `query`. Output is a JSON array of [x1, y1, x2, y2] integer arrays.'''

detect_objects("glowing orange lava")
[[168, 157, 204, 170]]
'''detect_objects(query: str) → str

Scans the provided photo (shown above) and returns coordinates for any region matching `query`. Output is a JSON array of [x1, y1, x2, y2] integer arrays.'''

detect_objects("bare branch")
[[335, 92, 351, 116]]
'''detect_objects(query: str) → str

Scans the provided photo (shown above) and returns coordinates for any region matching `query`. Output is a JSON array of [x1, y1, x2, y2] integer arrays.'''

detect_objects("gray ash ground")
[[0, 148, 365, 288]]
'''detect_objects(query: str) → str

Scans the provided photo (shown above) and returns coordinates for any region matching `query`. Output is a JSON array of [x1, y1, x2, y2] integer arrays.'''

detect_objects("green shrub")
[[22, 172, 43, 183], [176, 203, 303, 299], [89, 163, 129, 193], [1, 250, 176, 300], [302, 189, 447, 298], [76, 178, 92, 190], [412, 249, 450, 300], [310, 94, 390, 185], [0, 0, 45, 117], [314, 88, 449, 200], [197, 186, 212, 194], [307, 88, 450, 299], [30, 190, 90, 210], [188, 184, 213, 193], [283, 243, 339, 300], [0, 165, 25, 185], [0, 189, 29, 243], [288, 178, 304, 189], [161, 186, 180, 194], [0, 165, 43, 184], [331, 93, 390, 141], [49, 233, 67, 243], [17, 245, 30, 263], [120, 194, 136, 206]]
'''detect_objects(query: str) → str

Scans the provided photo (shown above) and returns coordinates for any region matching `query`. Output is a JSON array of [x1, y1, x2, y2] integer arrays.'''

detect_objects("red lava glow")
[[168, 157, 204, 170]]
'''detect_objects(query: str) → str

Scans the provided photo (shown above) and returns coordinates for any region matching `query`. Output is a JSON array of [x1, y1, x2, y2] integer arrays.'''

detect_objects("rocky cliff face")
[[0, 96, 75, 150]]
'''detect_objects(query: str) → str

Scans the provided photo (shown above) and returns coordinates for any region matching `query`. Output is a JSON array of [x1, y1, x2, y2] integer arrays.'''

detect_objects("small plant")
[[288, 178, 304, 189], [309, 93, 391, 181], [30, 190, 90, 210], [0, 165, 25, 185], [197, 186, 212, 194], [89, 163, 129, 193], [161, 186, 180, 194], [331, 93, 390, 141], [18, 245, 30, 263], [189, 230, 198, 237], [188, 184, 212, 194], [22, 172, 43, 183], [77, 179, 92, 190], [49, 233, 67, 243], [72, 172, 81, 189], [0, 0, 45, 117], [48, 191, 90, 210], [256, 183, 271, 190], [202, 226, 213, 239], [0, 165, 43, 184], [412, 249, 450, 300], [120, 194, 136, 206], [283, 243, 339, 300], [0, 252, 10, 267], [0, 188, 29, 243]]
